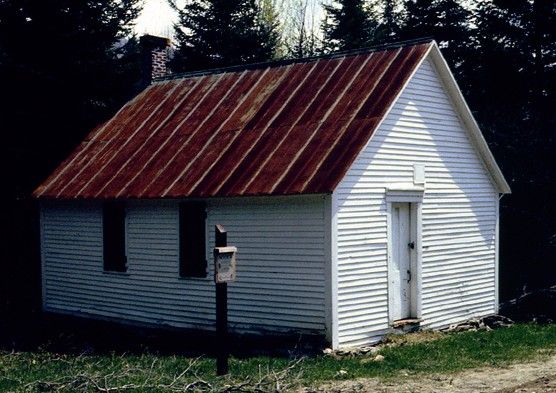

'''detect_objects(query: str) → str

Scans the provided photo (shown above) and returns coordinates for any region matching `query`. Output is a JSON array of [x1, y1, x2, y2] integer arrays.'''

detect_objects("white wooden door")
[[390, 202, 413, 321]]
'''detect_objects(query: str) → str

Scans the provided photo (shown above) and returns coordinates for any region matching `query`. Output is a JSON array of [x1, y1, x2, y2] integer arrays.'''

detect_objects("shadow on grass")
[[0, 311, 324, 359]]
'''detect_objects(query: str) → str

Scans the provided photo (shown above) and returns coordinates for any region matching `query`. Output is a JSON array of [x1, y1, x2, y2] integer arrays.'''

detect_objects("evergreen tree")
[[471, 0, 555, 126], [373, 0, 403, 42], [466, 0, 555, 178], [0, 0, 142, 196], [466, 0, 556, 298], [398, 0, 472, 79], [321, 0, 379, 53], [0, 0, 142, 325], [170, 0, 279, 72]]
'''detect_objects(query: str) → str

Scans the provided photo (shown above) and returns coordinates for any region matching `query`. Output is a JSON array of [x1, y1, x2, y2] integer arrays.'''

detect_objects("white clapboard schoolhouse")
[[34, 40, 510, 349]]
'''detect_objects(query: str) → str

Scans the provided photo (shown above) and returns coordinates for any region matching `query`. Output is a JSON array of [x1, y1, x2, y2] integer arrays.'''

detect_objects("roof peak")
[[155, 37, 435, 82]]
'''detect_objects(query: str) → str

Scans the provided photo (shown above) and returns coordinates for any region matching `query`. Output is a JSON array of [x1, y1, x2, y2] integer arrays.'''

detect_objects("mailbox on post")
[[214, 224, 237, 376], [214, 246, 237, 283]]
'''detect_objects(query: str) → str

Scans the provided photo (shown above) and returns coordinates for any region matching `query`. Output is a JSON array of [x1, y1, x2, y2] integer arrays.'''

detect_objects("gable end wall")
[[333, 59, 498, 348]]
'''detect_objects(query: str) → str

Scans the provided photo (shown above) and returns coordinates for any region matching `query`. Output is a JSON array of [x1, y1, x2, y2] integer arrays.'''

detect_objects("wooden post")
[[215, 224, 229, 375]]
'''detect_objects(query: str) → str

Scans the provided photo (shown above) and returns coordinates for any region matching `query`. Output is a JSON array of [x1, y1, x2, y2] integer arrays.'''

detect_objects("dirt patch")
[[305, 354, 556, 393], [381, 330, 445, 346], [495, 375, 556, 393]]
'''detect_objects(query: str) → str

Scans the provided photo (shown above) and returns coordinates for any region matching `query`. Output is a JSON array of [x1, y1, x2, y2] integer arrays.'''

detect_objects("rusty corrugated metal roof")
[[34, 41, 432, 199]]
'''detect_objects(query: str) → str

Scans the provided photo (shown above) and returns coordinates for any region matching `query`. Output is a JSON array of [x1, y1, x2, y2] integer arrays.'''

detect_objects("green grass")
[[1, 323, 556, 392]]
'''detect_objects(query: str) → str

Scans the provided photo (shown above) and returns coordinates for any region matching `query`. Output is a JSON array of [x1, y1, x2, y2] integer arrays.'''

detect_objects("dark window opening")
[[103, 201, 127, 272], [180, 201, 207, 278]]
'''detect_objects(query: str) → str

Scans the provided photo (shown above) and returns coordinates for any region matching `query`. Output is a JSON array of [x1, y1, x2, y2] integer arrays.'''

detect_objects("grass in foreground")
[[1, 323, 555, 392]]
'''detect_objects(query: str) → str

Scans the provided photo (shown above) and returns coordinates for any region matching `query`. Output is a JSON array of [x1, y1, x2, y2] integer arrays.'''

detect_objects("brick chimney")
[[140, 35, 171, 83]]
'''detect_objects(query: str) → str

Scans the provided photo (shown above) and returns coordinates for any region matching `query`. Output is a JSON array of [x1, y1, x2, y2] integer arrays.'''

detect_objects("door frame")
[[386, 188, 423, 324]]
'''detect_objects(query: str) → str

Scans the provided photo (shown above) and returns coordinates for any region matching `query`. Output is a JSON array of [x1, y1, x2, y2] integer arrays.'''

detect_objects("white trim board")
[[328, 192, 340, 349], [323, 194, 333, 345], [386, 195, 424, 324], [495, 195, 501, 313], [386, 187, 425, 203]]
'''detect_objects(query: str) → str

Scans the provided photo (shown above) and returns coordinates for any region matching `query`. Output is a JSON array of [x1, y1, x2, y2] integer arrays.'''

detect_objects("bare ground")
[[305, 354, 556, 393]]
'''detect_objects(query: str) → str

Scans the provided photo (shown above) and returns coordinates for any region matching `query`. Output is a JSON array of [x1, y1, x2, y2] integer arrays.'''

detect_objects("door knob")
[[408, 241, 415, 249]]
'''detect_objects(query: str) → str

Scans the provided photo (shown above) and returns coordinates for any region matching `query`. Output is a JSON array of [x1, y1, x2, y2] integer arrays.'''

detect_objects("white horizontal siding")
[[334, 59, 498, 348], [41, 195, 326, 335]]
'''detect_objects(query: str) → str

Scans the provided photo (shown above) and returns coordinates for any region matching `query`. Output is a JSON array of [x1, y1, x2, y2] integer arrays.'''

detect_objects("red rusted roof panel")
[[34, 42, 431, 199]]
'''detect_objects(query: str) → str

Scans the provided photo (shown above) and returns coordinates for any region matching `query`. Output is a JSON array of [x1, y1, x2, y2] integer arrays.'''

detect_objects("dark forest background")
[[1, 0, 555, 340]]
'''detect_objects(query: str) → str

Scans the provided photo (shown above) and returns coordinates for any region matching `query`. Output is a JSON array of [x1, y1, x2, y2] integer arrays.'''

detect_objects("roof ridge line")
[[154, 37, 435, 82]]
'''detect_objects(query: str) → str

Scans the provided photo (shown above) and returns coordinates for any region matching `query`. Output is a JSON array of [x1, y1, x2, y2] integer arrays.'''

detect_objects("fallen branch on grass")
[[23, 356, 305, 392]]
